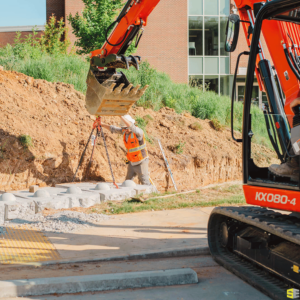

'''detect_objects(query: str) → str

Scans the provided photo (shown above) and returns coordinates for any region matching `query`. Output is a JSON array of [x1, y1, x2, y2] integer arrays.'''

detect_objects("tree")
[[68, 0, 135, 55]]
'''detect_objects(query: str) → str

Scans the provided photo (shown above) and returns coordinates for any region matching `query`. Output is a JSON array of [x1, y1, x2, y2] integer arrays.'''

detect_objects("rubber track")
[[208, 206, 300, 300]]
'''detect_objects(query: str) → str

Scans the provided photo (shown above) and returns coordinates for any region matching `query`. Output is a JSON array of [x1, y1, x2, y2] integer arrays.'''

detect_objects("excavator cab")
[[226, 7, 300, 191], [207, 1, 300, 298]]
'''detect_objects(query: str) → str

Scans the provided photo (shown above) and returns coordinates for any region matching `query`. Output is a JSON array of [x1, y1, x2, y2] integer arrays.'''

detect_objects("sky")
[[0, 0, 46, 27]]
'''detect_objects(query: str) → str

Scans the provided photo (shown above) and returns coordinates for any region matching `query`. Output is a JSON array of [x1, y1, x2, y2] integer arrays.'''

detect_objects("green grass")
[[135, 115, 153, 143], [0, 45, 89, 93], [174, 141, 186, 154], [18, 135, 33, 148], [87, 183, 246, 215]]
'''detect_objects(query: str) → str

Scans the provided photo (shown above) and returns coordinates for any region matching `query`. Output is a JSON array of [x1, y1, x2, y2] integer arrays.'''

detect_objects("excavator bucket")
[[85, 69, 148, 116]]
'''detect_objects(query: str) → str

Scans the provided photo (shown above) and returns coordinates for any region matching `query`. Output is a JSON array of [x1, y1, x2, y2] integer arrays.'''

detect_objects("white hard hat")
[[120, 115, 135, 127]]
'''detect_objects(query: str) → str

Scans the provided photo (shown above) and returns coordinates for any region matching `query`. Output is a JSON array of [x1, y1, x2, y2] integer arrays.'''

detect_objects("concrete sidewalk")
[[43, 207, 212, 264]]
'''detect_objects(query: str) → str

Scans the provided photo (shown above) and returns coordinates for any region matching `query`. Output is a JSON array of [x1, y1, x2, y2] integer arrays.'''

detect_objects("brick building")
[[0, 0, 269, 105]]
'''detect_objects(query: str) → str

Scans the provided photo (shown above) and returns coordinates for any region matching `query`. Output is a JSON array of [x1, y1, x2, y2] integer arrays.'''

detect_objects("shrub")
[[210, 119, 224, 131], [189, 122, 203, 131], [169, 141, 186, 155], [18, 135, 33, 148]]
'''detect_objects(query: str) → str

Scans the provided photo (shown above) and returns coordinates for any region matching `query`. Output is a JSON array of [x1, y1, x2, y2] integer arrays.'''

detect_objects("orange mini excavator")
[[207, 0, 300, 299], [85, 0, 160, 116], [86, 0, 300, 298]]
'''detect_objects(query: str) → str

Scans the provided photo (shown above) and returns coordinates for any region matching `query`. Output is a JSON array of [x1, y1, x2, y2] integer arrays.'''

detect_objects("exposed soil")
[[0, 69, 279, 191]]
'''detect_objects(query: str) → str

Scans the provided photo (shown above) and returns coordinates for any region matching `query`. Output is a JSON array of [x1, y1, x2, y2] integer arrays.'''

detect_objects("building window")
[[189, 0, 203, 15], [205, 76, 219, 94], [0, 0, 46, 32], [189, 17, 203, 55], [189, 57, 203, 74], [205, 0, 218, 15], [220, 0, 230, 15], [188, 0, 231, 96], [204, 17, 218, 56]]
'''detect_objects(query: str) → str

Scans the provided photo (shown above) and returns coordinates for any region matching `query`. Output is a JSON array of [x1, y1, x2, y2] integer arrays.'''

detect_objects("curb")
[[34, 246, 210, 266], [0, 268, 198, 298]]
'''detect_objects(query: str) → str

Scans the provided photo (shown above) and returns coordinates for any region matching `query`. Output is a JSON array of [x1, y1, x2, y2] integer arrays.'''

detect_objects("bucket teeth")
[[113, 83, 125, 95], [85, 69, 149, 116], [121, 84, 133, 96], [137, 85, 149, 98], [108, 83, 116, 94], [129, 85, 141, 97]]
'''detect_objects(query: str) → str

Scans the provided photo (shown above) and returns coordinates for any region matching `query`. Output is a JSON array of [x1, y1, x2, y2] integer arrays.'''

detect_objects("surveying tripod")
[[72, 116, 119, 189]]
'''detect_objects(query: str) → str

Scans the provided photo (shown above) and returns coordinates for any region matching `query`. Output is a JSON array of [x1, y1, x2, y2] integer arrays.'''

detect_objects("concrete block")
[[0, 193, 17, 202], [0, 204, 5, 225], [64, 194, 101, 208], [0, 268, 198, 298], [95, 183, 110, 190], [83, 186, 136, 201], [134, 184, 157, 195], [34, 196, 70, 213], [58, 187, 100, 208], [122, 180, 136, 187], [29, 185, 39, 193], [4, 199, 36, 219]]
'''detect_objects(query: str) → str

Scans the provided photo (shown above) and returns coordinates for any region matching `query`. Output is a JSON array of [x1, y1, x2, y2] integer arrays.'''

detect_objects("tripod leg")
[[100, 125, 119, 189], [85, 128, 98, 180], [72, 128, 95, 182]]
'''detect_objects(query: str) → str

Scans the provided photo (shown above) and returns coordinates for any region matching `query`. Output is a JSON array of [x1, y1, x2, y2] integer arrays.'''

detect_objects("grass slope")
[[0, 43, 271, 148]]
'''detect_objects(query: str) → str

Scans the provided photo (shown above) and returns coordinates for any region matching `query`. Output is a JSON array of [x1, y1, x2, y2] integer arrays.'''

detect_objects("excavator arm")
[[85, 0, 160, 116]]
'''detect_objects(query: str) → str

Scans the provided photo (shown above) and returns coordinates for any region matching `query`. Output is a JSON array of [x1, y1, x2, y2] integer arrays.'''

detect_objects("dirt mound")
[[0, 69, 278, 191]]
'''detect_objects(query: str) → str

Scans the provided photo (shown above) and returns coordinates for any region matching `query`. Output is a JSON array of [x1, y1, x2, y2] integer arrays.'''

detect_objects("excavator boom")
[[85, 0, 160, 116]]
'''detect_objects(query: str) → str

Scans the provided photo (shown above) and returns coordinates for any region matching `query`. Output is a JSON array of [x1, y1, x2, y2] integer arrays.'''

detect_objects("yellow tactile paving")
[[0, 227, 60, 264]]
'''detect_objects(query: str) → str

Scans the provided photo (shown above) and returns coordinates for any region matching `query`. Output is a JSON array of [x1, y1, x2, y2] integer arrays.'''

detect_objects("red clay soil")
[[0, 70, 278, 191]]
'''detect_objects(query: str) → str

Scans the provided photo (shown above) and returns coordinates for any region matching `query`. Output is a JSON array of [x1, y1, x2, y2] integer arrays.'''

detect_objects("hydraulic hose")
[[105, 20, 131, 47], [283, 44, 300, 81], [287, 33, 300, 65], [288, 47, 300, 74]]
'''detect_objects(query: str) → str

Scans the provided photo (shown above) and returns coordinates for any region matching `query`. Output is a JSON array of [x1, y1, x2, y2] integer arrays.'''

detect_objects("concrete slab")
[[43, 207, 211, 264], [82, 186, 136, 201], [56, 182, 101, 189], [0, 268, 198, 298], [12, 187, 67, 198]]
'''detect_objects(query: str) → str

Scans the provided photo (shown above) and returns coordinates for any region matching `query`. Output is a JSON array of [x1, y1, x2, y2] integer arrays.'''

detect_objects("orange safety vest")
[[123, 130, 148, 163]]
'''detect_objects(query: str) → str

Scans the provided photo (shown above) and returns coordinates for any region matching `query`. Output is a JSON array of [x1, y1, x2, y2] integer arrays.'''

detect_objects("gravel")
[[6, 211, 110, 233]]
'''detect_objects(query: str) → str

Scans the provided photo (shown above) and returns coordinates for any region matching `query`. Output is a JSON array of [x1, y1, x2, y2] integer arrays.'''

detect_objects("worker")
[[101, 115, 151, 185], [269, 98, 300, 181]]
